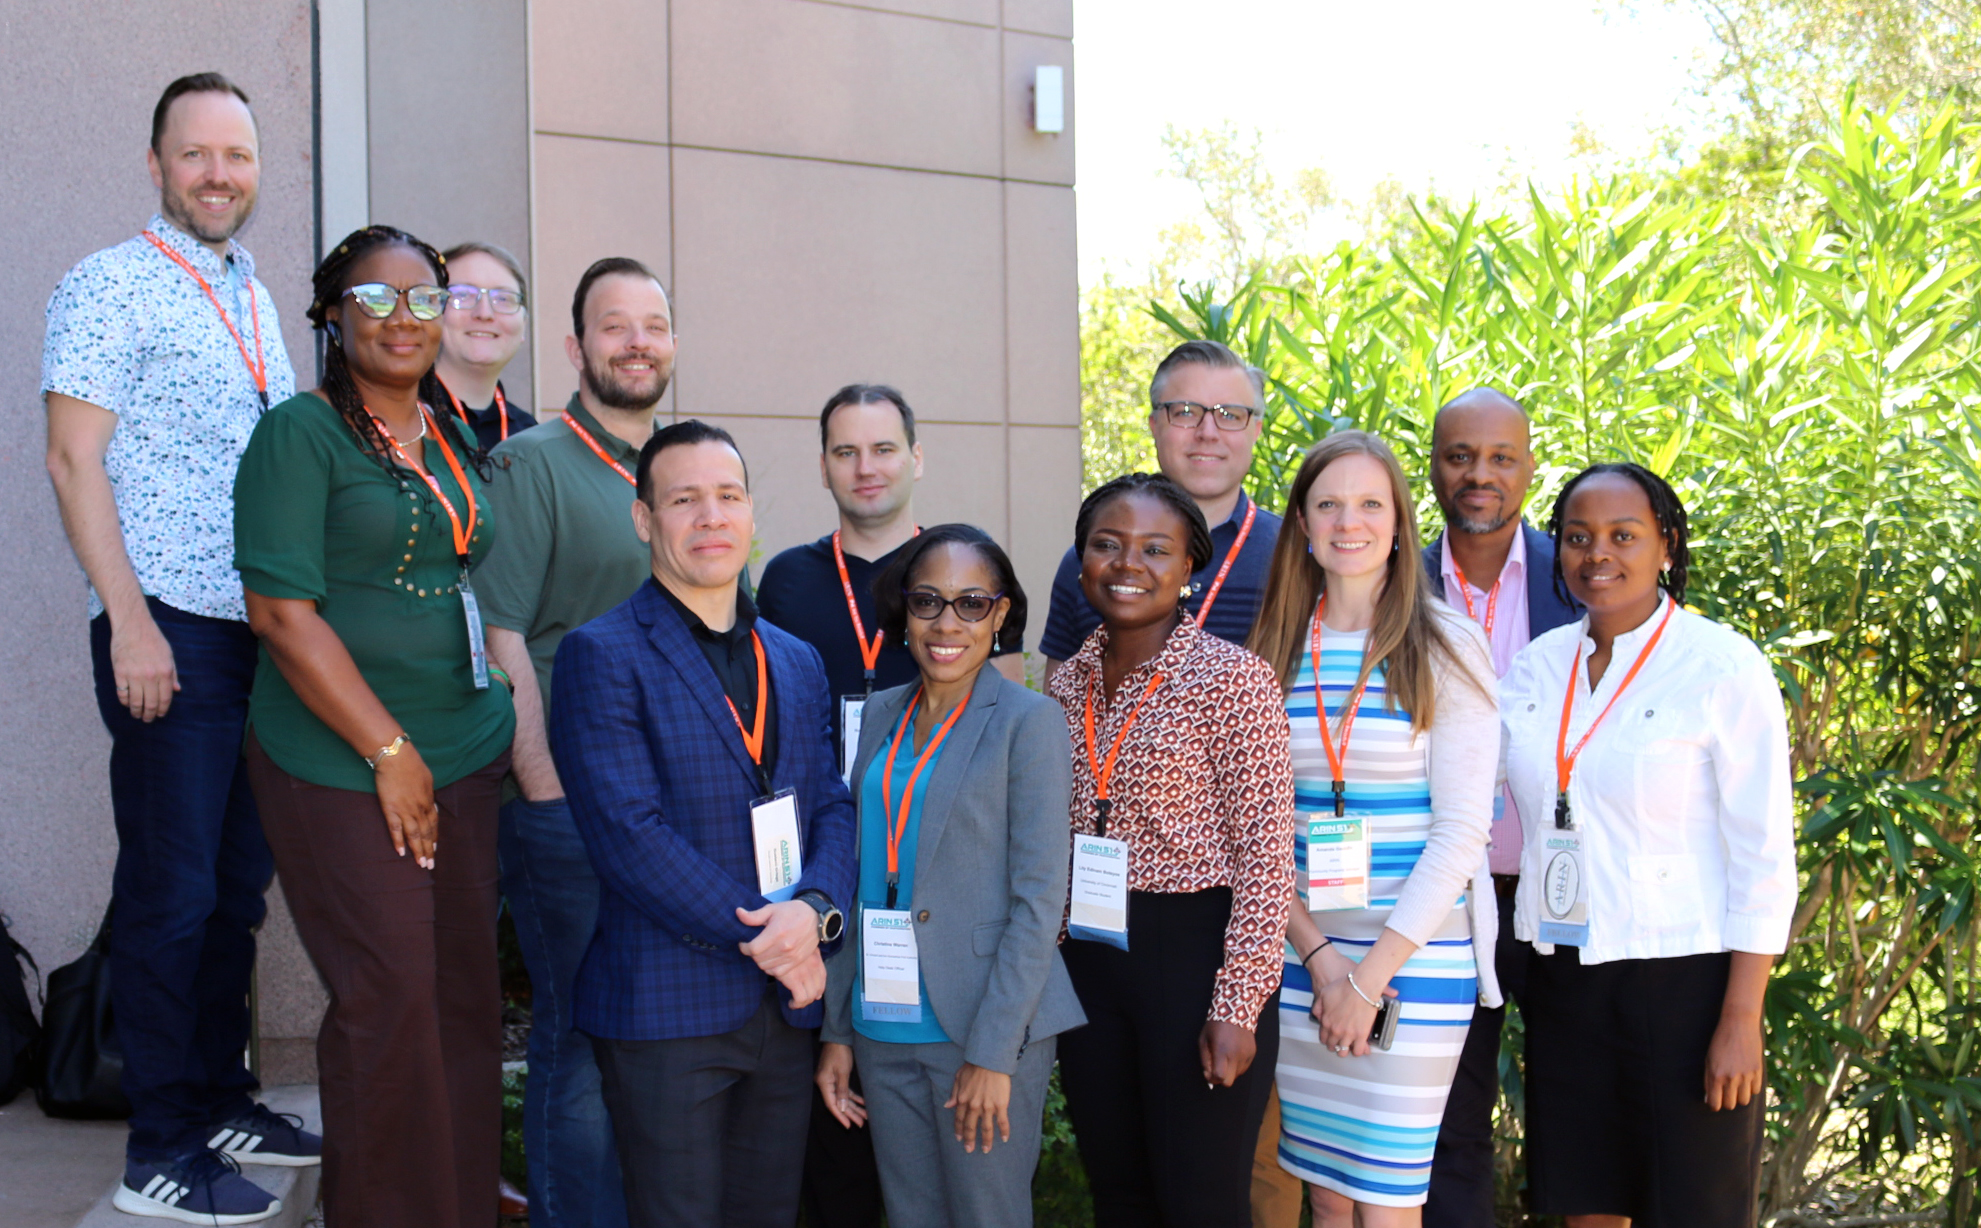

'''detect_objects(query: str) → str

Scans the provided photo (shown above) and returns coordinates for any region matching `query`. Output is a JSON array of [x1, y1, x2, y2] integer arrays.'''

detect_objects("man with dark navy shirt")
[[1038, 341, 1280, 690]]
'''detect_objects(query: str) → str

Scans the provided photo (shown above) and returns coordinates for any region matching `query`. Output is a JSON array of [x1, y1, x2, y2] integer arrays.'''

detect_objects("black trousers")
[[800, 1037, 885, 1228], [592, 984, 814, 1228], [1424, 878, 1530, 1228], [1524, 948, 1764, 1228], [1060, 888, 1279, 1228]]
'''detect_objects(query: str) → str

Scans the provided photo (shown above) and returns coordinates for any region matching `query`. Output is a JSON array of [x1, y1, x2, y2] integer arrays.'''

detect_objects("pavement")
[[0, 1085, 321, 1228]]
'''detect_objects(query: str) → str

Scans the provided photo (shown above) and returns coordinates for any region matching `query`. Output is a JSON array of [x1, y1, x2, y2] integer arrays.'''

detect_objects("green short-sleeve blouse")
[[233, 391, 515, 792]]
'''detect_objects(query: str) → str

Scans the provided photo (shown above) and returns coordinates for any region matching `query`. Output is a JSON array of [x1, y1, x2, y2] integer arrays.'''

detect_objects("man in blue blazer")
[[550, 420, 857, 1228], [1419, 388, 1580, 1228]]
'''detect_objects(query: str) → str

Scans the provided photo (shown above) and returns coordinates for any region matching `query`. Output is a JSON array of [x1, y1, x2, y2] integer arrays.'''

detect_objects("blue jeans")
[[91, 599, 271, 1161], [499, 795, 628, 1228]]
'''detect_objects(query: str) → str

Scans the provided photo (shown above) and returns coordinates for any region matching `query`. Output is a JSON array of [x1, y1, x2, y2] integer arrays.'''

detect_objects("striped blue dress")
[[1276, 622, 1477, 1207]]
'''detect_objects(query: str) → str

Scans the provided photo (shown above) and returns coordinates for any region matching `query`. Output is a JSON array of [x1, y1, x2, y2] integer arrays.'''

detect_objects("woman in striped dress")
[[1246, 431, 1499, 1225]]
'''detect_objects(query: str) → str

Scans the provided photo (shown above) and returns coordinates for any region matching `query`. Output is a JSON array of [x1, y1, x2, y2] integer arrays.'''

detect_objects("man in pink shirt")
[[1419, 388, 1580, 1228]]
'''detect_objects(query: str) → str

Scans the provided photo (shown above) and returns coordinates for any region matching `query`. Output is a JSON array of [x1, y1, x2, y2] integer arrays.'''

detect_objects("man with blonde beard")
[[476, 257, 677, 1228]]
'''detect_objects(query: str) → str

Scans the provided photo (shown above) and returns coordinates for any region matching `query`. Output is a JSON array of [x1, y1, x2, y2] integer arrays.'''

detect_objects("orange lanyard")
[[1193, 499, 1257, 627], [1554, 599, 1677, 828], [142, 231, 268, 409], [834, 528, 918, 693], [445, 384, 512, 443], [1307, 595, 1370, 818], [879, 687, 968, 907], [1082, 671, 1165, 836], [368, 405, 480, 565], [562, 413, 636, 485], [1449, 555, 1502, 639], [724, 630, 771, 765]]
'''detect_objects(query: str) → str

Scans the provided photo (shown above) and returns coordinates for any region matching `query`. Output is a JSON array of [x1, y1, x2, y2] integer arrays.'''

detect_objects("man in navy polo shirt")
[[1038, 340, 1281, 689]]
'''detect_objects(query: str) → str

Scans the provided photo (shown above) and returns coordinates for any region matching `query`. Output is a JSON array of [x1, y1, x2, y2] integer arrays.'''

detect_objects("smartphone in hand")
[[1368, 997, 1400, 1051]]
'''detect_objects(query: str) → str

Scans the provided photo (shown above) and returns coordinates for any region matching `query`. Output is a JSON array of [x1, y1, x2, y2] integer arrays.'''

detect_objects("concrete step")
[[72, 1086, 320, 1228]]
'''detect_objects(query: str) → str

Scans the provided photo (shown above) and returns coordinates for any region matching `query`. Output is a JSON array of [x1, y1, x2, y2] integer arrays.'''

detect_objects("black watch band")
[[795, 890, 844, 943]]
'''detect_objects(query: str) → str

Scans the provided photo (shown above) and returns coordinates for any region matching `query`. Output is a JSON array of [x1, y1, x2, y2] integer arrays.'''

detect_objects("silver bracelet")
[[1346, 972, 1381, 1009]]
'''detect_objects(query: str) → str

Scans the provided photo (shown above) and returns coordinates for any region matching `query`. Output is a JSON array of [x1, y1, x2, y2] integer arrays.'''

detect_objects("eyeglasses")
[[343, 283, 450, 321], [1155, 400, 1259, 431], [447, 284, 528, 315], [903, 590, 1005, 622]]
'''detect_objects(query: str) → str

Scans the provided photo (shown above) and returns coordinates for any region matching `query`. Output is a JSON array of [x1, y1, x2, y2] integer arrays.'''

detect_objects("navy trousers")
[[91, 599, 271, 1161]]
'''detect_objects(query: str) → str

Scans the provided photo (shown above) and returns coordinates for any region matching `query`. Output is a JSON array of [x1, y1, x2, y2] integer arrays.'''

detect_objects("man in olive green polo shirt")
[[476, 256, 675, 1228]]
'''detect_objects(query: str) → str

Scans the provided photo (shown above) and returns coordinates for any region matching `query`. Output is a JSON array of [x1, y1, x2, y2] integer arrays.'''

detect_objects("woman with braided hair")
[[233, 225, 514, 1228]]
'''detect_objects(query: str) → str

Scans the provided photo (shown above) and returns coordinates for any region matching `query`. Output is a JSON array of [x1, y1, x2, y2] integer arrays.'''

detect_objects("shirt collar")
[[1065, 613, 1202, 696], [656, 578, 759, 648], [1578, 591, 1673, 656], [564, 393, 644, 461], [1439, 521, 1529, 592], [145, 213, 250, 279], [1216, 490, 1253, 533]]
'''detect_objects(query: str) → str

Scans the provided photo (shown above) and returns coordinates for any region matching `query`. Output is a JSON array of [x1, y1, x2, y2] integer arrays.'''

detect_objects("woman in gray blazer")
[[816, 524, 1084, 1228]]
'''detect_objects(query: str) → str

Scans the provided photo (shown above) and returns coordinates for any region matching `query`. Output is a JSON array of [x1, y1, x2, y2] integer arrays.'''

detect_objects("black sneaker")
[[112, 1149, 281, 1224], [207, 1102, 323, 1167]]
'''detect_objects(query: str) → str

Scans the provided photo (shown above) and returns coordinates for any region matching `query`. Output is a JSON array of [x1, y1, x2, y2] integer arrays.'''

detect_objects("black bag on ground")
[[37, 905, 130, 1120], [0, 912, 41, 1105]]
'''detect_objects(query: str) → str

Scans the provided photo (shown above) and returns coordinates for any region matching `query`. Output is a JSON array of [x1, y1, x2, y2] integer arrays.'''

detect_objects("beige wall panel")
[[672, 0, 1002, 176], [531, 134, 676, 417], [817, 0, 999, 25], [691, 413, 839, 568], [532, 0, 672, 143], [1006, 424, 1082, 652], [905, 422, 1009, 542], [1005, 182, 1079, 426], [1002, 31, 1074, 186], [1002, 0, 1073, 37], [670, 148, 1006, 424]]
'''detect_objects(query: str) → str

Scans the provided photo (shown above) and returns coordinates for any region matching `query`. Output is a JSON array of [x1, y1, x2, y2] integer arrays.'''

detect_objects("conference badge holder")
[[751, 788, 804, 903], [839, 696, 865, 785], [1068, 833, 1131, 950], [859, 907, 923, 1023], [1306, 811, 1370, 912], [458, 569, 491, 691], [1538, 818, 1590, 946]]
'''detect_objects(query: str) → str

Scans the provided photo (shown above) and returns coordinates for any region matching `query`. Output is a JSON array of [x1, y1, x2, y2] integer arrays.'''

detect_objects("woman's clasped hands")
[[1306, 942, 1396, 1059]]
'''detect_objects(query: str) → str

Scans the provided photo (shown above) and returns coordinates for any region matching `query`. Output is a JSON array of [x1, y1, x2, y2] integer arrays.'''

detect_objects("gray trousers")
[[850, 1032, 1057, 1228]]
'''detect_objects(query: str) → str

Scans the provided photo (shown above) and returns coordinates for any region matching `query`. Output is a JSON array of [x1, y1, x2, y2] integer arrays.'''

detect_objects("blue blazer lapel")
[[908, 669, 1000, 882], [633, 583, 764, 787], [1522, 522, 1583, 635], [1421, 535, 1446, 598]]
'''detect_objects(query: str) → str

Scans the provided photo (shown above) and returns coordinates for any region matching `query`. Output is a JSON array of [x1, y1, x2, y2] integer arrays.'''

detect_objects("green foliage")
[[1119, 96, 1981, 1218], [1032, 1063, 1093, 1227]]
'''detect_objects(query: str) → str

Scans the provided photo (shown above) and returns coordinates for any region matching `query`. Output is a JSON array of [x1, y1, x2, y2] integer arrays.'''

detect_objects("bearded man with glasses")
[[42, 71, 313, 1226]]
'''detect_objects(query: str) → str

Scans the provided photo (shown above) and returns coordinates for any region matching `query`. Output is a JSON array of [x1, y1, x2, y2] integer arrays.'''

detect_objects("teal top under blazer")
[[822, 666, 1087, 1073]]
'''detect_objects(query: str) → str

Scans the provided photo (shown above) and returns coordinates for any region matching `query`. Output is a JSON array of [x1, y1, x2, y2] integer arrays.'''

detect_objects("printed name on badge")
[[860, 907, 922, 1023], [839, 696, 865, 785], [1069, 835, 1131, 950], [1306, 813, 1370, 911], [751, 789, 803, 902]]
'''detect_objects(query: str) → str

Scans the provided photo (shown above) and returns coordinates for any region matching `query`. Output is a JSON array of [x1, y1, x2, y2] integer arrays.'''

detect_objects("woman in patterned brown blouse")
[[1046, 472, 1296, 1228]]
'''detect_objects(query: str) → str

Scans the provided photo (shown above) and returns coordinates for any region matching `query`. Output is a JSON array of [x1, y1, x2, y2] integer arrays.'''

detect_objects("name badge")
[[1306, 812, 1370, 911], [458, 571, 490, 691], [860, 907, 922, 1023], [839, 696, 865, 785], [750, 788, 803, 902], [1538, 828, 1590, 946], [1069, 835, 1131, 950]]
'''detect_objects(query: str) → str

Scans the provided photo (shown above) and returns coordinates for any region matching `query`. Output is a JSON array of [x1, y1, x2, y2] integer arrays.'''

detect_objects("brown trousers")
[[247, 735, 508, 1228]]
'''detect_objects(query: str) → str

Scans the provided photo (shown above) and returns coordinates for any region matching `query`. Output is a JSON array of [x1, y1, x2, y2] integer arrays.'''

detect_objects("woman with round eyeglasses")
[[234, 225, 514, 1228], [816, 524, 1084, 1228], [435, 241, 536, 451]]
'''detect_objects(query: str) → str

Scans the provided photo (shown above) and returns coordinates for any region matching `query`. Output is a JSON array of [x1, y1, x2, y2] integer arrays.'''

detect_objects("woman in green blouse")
[[234, 225, 514, 1228]]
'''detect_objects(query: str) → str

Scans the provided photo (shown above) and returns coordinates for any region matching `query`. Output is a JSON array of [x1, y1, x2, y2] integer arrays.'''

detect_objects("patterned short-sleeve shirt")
[[42, 214, 297, 622], [1047, 617, 1296, 1029]]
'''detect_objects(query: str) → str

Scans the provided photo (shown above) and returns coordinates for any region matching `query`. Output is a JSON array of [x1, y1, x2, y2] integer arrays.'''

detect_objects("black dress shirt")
[[656, 580, 779, 785]]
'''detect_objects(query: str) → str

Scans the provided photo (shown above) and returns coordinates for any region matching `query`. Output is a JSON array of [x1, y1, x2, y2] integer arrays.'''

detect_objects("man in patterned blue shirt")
[[42, 72, 315, 1225]]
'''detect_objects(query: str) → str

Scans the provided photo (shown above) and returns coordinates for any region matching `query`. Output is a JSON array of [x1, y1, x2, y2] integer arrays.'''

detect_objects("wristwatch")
[[794, 890, 845, 944]]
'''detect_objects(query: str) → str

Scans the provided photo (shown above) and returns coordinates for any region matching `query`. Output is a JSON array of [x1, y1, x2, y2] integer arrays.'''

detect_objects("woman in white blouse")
[[1499, 462, 1796, 1228]]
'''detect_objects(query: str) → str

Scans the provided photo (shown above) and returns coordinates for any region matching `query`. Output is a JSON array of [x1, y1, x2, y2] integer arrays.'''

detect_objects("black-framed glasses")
[[343, 282, 449, 321], [447, 284, 528, 315], [1155, 400, 1259, 431], [903, 590, 1005, 622]]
